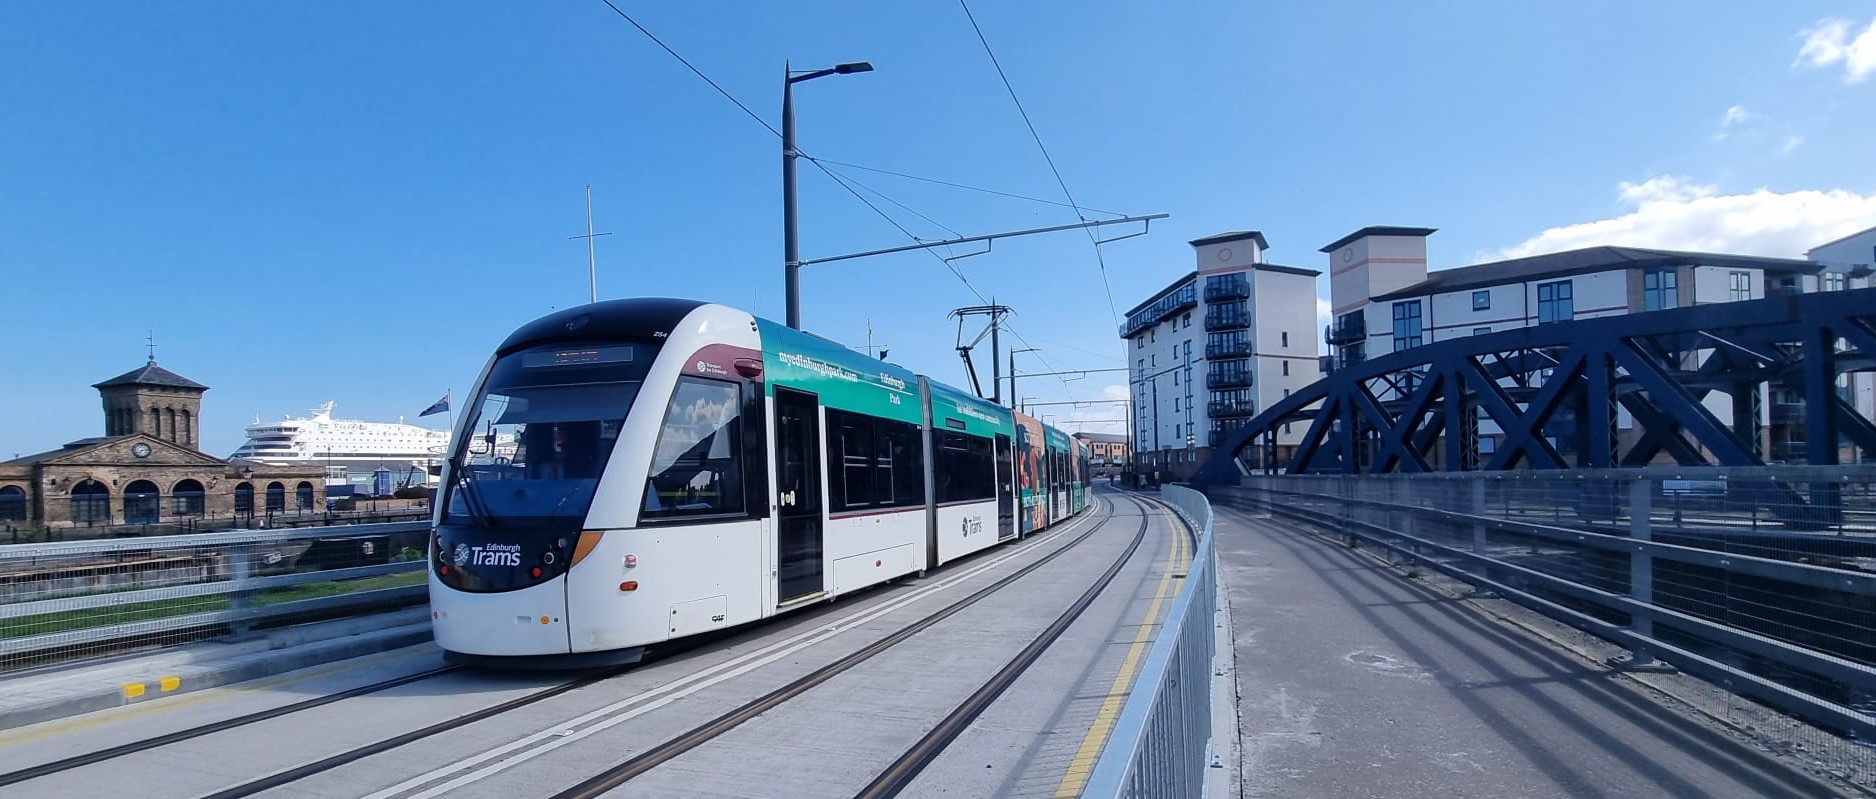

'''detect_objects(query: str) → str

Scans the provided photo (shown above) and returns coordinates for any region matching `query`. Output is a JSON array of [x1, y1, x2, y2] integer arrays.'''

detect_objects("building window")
[[296, 482, 315, 512], [1729, 271, 1752, 302], [1824, 272, 1846, 292], [265, 482, 286, 513], [1391, 301, 1423, 351], [1281, 332, 1289, 348], [71, 479, 111, 525], [1173, 397, 1180, 412], [124, 480, 160, 525], [1473, 326, 1491, 336], [171, 479, 205, 516], [1472, 290, 1491, 310], [1643, 267, 1677, 311], [1172, 371, 1179, 385], [1182, 312, 1191, 328], [1282, 361, 1290, 376], [1537, 280, 1573, 324], [0, 485, 26, 521]]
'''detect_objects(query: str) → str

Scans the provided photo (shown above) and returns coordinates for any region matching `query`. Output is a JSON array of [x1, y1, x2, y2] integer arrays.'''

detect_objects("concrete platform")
[[0, 609, 435, 731]]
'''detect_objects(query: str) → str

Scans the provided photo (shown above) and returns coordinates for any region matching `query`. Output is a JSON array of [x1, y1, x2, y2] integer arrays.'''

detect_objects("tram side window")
[[825, 410, 924, 510], [642, 377, 744, 519], [935, 431, 995, 503]]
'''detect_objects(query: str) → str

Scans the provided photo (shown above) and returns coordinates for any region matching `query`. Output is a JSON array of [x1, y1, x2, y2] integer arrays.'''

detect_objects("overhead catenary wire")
[[591, 1, 1113, 416], [956, 0, 1122, 329]]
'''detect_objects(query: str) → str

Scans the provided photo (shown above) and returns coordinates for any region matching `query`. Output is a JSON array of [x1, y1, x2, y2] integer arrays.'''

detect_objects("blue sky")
[[4, 2, 1874, 456]]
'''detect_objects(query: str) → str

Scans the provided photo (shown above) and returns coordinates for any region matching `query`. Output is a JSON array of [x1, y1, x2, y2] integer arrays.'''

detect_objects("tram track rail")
[[0, 664, 461, 789], [121, 496, 1121, 799], [549, 493, 1152, 799]]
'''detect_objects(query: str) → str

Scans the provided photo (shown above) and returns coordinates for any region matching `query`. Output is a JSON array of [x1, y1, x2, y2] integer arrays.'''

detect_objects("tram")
[[428, 299, 1091, 665]]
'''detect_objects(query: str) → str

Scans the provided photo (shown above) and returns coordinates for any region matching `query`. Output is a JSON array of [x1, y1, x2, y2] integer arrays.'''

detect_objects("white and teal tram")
[[428, 299, 1091, 665]]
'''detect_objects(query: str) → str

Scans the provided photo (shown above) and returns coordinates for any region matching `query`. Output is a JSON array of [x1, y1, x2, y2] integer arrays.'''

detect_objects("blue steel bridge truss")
[[1195, 286, 1876, 488]]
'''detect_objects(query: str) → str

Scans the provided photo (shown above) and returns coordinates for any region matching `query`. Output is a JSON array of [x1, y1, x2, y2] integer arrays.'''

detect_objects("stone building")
[[0, 359, 325, 530]]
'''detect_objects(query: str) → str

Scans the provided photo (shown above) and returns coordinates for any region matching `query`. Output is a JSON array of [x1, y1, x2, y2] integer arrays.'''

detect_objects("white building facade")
[[1806, 224, 1876, 430], [1122, 231, 1320, 481], [1323, 225, 1872, 464]]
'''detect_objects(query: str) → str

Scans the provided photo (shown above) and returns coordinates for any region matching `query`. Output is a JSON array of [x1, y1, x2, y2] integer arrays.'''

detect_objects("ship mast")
[[569, 185, 612, 305]]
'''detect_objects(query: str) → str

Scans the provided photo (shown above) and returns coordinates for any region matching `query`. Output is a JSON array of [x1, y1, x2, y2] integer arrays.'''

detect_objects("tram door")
[[774, 388, 824, 603], [994, 433, 1015, 540]]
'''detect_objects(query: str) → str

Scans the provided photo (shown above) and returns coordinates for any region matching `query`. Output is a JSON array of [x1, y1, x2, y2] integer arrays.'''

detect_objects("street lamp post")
[[783, 59, 873, 330]]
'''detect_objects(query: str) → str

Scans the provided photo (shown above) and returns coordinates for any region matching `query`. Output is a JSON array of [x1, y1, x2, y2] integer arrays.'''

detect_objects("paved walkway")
[[1213, 502, 1846, 799]]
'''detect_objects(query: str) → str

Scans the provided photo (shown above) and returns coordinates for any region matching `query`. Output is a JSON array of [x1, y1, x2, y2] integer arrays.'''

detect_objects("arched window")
[[234, 482, 254, 520], [295, 481, 315, 512], [265, 482, 286, 513], [165, 408, 177, 441], [124, 480, 160, 524], [0, 486, 25, 522], [181, 409, 193, 445], [150, 407, 161, 435], [172, 479, 205, 516], [70, 479, 110, 525]]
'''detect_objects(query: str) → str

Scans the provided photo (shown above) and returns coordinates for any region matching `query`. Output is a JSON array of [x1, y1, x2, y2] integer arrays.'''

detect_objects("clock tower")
[[94, 358, 210, 452]]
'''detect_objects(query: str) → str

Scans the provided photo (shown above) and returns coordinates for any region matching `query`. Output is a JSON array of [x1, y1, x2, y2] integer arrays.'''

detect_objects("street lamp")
[[784, 59, 874, 331]]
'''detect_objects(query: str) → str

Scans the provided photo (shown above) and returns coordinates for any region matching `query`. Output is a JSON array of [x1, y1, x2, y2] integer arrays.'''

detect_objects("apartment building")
[[1121, 231, 1320, 482]]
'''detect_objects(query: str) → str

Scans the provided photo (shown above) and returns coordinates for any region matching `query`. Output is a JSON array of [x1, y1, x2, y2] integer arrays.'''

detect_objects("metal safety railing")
[[1085, 485, 1219, 798], [1210, 466, 1876, 787], [0, 520, 431, 671]]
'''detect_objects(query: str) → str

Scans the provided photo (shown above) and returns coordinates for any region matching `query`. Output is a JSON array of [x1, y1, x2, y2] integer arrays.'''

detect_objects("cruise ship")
[[230, 402, 452, 484]]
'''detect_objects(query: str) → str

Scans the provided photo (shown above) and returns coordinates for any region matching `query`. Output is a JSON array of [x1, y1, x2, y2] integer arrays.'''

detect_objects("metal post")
[[782, 61, 801, 330], [1628, 478, 1655, 660], [991, 308, 1002, 405]]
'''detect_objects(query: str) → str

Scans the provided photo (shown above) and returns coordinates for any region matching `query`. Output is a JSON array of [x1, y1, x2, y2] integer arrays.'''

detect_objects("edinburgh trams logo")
[[454, 542, 523, 567], [961, 516, 984, 537]]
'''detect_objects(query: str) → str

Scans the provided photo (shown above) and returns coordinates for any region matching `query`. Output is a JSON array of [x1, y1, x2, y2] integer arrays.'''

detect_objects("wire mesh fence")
[[1210, 465, 1876, 789], [0, 521, 431, 671]]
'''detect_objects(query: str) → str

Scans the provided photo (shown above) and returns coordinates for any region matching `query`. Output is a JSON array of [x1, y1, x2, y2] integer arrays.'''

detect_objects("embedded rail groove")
[[196, 667, 629, 799], [853, 496, 1156, 798], [0, 665, 459, 789], [549, 496, 1143, 799]]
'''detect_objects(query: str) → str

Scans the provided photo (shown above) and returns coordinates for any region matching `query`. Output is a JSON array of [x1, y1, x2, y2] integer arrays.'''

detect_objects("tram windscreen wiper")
[[451, 471, 499, 528]]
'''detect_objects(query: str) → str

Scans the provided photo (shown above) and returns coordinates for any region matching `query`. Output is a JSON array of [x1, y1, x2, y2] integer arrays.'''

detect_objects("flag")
[[420, 392, 450, 417]]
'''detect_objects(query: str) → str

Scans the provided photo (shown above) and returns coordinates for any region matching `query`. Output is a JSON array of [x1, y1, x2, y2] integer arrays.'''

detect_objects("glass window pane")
[[643, 378, 743, 517]]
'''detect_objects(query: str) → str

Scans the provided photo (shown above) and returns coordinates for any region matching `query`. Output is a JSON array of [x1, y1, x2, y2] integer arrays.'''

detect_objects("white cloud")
[[1491, 176, 1876, 260], [1055, 383, 1129, 435], [1713, 105, 1757, 140], [1780, 134, 1805, 155], [1794, 17, 1876, 83], [1315, 297, 1331, 333]]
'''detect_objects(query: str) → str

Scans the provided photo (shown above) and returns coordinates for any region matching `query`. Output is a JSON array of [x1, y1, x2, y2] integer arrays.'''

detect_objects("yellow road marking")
[[1054, 509, 1190, 797], [120, 683, 145, 699], [159, 676, 180, 692]]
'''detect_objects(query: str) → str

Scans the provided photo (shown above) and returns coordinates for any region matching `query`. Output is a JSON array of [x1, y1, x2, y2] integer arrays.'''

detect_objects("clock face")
[[131, 443, 152, 459], [1342, 248, 1354, 264], [1218, 248, 1232, 262]]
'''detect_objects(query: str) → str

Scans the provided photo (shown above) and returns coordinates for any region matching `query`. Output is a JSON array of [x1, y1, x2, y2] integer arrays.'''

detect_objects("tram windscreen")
[[441, 343, 651, 530]]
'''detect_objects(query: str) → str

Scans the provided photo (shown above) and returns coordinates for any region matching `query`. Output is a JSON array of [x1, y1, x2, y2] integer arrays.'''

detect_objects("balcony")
[[1204, 282, 1250, 302], [1205, 341, 1253, 359], [1208, 401, 1257, 417], [1770, 402, 1804, 425], [1325, 315, 1366, 345], [1207, 372, 1253, 389], [1204, 312, 1250, 331]]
